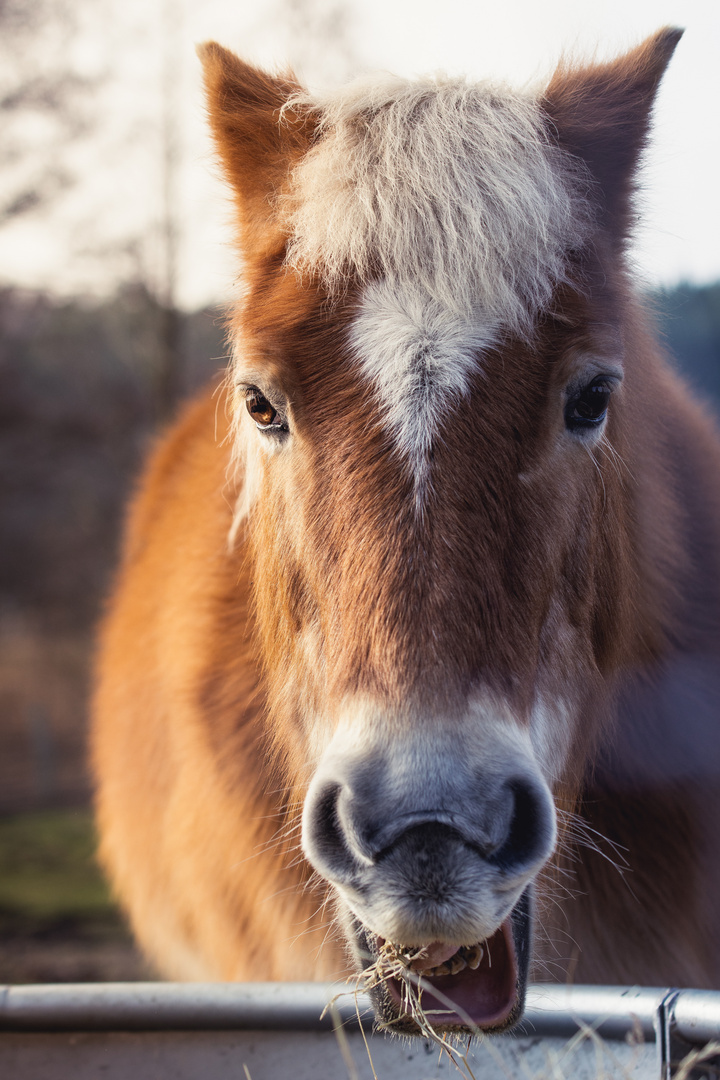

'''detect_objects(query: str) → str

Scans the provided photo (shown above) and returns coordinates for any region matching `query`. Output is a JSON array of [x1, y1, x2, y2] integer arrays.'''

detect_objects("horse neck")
[[556, 325, 720, 985]]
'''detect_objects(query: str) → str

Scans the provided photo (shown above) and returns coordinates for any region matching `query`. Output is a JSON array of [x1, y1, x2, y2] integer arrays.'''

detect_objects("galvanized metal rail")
[[1, 982, 719, 1041], [1, 983, 718, 1079]]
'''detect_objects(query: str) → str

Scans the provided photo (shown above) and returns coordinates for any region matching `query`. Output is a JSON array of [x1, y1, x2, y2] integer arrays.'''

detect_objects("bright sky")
[[0, 0, 718, 309]]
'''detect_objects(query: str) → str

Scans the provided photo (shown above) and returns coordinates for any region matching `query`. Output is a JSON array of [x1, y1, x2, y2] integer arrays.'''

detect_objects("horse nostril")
[[303, 771, 556, 889], [303, 781, 373, 885], [488, 776, 553, 872], [304, 782, 342, 859]]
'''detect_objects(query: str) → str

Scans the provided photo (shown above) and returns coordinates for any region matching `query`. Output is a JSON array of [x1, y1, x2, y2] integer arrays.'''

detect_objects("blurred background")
[[0, 0, 718, 983]]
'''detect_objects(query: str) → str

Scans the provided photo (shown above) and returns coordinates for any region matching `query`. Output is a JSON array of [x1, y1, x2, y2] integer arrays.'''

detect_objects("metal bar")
[[655, 988, 681, 1080], [521, 984, 672, 1040], [0, 983, 370, 1032], [1, 982, 719, 1045], [672, 990, 720, 1045]]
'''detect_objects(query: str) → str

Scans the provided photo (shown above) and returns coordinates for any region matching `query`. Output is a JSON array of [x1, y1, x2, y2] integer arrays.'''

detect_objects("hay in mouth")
[[359, 917, 520, 1035]]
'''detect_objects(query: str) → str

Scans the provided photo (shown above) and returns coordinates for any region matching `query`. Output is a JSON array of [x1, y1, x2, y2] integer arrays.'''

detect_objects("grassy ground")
[[0, 808, 151, 983]]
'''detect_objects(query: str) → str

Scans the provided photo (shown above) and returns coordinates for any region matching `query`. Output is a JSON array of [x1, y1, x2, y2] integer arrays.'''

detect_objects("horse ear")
[[543, 27, 683, 238], [198, 43, 312, 259]]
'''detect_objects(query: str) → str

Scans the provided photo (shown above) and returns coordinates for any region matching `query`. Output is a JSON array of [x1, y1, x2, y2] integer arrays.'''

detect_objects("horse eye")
[[245, 390, 277, 428], [565, 378, 613, 431]]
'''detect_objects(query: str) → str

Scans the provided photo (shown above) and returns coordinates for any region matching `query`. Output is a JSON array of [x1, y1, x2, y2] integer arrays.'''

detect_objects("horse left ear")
[[543, 27, 683, 239], [198, 43, 314, 261]]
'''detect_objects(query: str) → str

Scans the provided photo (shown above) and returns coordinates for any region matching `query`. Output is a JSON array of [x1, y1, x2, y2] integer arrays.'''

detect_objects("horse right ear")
[[198, 44, 313, 260], [543, 27, 683, 242]]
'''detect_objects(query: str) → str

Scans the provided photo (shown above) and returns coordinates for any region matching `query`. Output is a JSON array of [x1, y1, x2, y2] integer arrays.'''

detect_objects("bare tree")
[[0, 0, 94, 227], [155, 0, 184, 419]]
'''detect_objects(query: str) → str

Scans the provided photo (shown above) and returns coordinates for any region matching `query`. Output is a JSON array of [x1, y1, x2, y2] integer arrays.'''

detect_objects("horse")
[[91, 27, 720, 1035]]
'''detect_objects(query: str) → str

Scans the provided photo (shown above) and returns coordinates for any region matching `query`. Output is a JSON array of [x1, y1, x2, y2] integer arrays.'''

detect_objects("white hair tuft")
[[281, 73, 592, 337]]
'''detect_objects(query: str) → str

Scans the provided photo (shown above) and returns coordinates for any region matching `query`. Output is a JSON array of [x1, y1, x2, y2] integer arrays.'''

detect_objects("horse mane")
[[280, 74, 593, 336]]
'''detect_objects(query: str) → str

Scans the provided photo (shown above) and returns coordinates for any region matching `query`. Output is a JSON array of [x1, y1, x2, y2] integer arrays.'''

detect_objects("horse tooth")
[[465, 944, 484, 969], [431, 961, 451, 976], [447, 953, 467, 975]]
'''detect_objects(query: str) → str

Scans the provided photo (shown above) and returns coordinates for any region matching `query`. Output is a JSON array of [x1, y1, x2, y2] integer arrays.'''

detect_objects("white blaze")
[[350, 280, 498, 486]]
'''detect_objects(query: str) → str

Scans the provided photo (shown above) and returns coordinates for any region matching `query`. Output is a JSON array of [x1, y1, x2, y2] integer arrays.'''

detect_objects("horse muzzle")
[[301, 713, 556, 1032]]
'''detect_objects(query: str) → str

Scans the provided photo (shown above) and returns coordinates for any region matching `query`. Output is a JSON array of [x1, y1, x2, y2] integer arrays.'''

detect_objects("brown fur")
[[93, 30, 720, 989]]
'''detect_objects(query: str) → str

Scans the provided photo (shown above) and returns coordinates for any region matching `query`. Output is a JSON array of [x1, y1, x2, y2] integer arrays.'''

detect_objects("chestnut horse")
[[92, 28, 720, 1033]]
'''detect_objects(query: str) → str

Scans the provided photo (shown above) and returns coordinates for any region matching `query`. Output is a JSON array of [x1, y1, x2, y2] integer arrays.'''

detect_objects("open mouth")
[[354, 890, 531, 1035]]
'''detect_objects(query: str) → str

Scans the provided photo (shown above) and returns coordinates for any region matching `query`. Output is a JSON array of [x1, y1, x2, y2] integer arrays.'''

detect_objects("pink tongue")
[[408, 940, 459, 971]]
